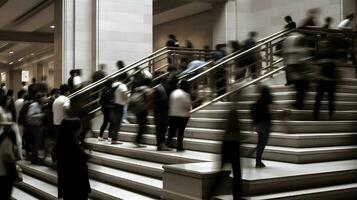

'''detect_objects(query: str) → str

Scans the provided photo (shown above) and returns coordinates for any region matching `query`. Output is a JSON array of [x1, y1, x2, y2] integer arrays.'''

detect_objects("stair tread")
[[216, 182, 357, 200], [20, 163, 157, 200], [18, 174, 58, 199], [88, 163, 162, 189], [90, 150, 164, 171], [86, 138, 219, 162], [241, 143, 357, 153], [12, 187, 39, 200]]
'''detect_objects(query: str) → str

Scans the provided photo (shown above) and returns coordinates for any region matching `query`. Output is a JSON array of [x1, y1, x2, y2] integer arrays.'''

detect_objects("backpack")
[[128, 86, 154, 114], [18, 101, 33, 126], [100, 85, 119, 108]]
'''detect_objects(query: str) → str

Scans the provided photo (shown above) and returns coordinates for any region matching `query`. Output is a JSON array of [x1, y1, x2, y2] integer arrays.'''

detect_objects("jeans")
[[255, 123, 271, 164], [135, 110, 148, 144], [108, 105, 124, 141], [167, 116, 189, 150], [29, 125, 44, 163], [122, 104, 128, 120], [154, 109, 169, 146], [99, 108, 110, 138]]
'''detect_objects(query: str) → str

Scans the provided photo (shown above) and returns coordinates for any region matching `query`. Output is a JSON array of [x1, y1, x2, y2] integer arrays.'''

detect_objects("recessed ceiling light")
[[9, 51, 14, 54], [9, 62, 14, 65], [31, 53, 35, 56], [18, 58, 23, 61], [50, 25, 55, 29]]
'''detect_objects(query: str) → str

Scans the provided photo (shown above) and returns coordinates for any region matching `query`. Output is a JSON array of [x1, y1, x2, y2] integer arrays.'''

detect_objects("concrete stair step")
[[15, 174, 58, 200], [238, 92, 357, 102], [11, 187, 40, 200], [89, 150, 164, 179], [192, 109, 357, 120], [266, 84, 357, 94], [18, 162, 156, 200], [125, 117, 357, 133], [241, 144, 357, 163], [85, 138, 219, 164], [216, 183, 357, 200], [205, 100, 357, 111]]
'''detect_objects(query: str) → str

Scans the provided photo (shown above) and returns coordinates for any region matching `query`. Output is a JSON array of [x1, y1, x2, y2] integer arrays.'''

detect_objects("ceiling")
[[0, 0, 54, 66]]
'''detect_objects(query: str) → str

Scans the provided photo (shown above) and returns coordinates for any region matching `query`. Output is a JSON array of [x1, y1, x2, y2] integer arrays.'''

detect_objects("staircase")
[[12, 28, 357, 199]]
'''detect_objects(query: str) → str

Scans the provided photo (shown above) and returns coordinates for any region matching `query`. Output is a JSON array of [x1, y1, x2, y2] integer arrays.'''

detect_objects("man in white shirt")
[[14, 90, 27, 122], [166, 80, 192, 152], [337, 14, 354, 30], [52, 84, 71, 139], [104, 76, 128, 144]]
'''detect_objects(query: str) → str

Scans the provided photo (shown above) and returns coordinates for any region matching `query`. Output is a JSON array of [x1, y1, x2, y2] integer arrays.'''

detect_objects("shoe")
[[122, 119, 130, 124], [98, 136, 104, 141], [107, 138, 112, 144], [177, 148, 185, 152], [111, 140, 123, 145], [255, 162, 266, 168], [133, 142, 146, 148], [157, 144, 171, 151]]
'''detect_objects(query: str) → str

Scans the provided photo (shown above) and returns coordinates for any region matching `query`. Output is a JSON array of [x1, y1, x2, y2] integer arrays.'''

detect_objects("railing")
[[68, 47, 212, 116], [186, 27, 357, 114]]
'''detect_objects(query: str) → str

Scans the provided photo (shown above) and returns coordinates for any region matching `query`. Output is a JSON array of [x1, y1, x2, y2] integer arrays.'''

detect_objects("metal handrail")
[[189, 58, 285, 113], [187, 30, 293, 83]]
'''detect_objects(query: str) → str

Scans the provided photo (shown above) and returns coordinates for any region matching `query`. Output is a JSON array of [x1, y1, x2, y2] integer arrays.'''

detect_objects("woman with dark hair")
[[251, 85, 273, 168], [55, 118, 91, 199]]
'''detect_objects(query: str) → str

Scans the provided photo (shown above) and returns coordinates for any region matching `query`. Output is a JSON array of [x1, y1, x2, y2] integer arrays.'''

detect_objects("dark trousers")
[[29, 125, 44, 163], [79, 115, 92, 146], [99, 108, 110, 138], [314, 81, 336, 119], [154, 109, 169, 146], [135, 110, 148, 144], [167, 116, 189, 150], [255, 123, 271, 164], [0, 175, 14, 200], [23, 126, 31, 156], [108, 105, 124, 141], [294, 79, 309, 110]]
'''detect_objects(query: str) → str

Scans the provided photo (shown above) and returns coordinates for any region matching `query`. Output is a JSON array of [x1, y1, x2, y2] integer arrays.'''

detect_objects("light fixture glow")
[[8, 51, 14, 54], [18, 58, 23, 61], [9, 62, 14, 65], [50, 25, 55, 29], [31, 53, 35, 56]]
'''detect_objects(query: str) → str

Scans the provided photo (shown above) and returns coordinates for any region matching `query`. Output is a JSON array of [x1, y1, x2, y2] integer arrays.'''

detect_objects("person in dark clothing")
[[212, 44, 228, 97], [166, 34, 180, 47], [313, 43, 338, 120], [300, 8, 320, 27], [243, 32, 258, 78], [68, 70, 76, 92], [131, 74, 152, 147], [92, 64, 107, 82], [154, 75, 178, 151], [55, 118, 91, 200], [0, 124, 17, 200], [43, 88, 59, 158], [251, 85, 272, 168], [284, 16, 296, 29], [323, 17, 333, 29]]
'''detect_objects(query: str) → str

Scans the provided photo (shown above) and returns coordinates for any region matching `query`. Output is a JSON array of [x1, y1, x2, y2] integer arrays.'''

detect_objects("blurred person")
[[15, 90, 27, 123], [284, 16, 296, 29], [300, 8, 320, 27], [185, 40, 194, 49], [4, 90, 16, 121], [313, 42, 338, 120], [166, 80, 192, 152], [53, 85, 71, 142], [203, 45, 211, 61], [68, 70, 76, 91], [43, 88, 60, 157], [21, 82, 28, 91], [26, 93, 46, 164], [213, 44, 228, 96], [1, 83, 8, 97], [54, 118, 91, 200], [251, 85, 272, 168], [101, 75, 128, 144], [282, 32, 312, 109], [73, 69, 82, 90], [323, 17, 333, 29], [179, 57, 190, 71], [0, 118, 18, 200], [180, 60, 207, 77], [209, 109, 243, 200], [337, 13, 355, 30], [92, 64, 107, 82], [229, 40, 245, 80], [243, 32, 259, 79], [166, 34, 180, 47], [154, 75, 179, 151], [129, 74, 152, 147], [116, 60, 130, 124]]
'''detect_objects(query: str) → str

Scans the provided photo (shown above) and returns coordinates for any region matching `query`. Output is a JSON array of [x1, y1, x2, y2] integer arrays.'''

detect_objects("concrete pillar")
[[54, 0, 153, 86], [212, 0, 237, 46]]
